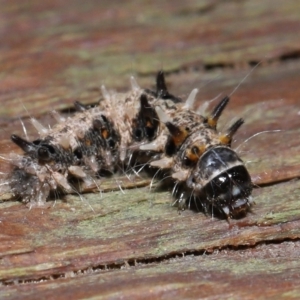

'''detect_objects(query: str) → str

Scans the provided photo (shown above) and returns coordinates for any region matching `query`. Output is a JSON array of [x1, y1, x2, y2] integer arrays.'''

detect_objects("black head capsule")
[[187, 146, 253, 218]]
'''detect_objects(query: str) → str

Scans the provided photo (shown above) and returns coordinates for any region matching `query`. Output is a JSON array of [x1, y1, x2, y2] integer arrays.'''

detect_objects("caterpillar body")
[[1, 71, 253, 219]]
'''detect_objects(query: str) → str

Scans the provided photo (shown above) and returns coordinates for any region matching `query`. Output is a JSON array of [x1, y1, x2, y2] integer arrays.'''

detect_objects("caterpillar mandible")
[[0, 71, 253, 219]]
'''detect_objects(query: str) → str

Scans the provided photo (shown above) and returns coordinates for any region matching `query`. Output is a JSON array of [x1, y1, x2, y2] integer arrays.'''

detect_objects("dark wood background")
[[1, 0, 300, 298]]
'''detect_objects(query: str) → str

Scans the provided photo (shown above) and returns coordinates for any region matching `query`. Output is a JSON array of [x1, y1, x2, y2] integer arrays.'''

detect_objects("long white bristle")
[[130, 76, 140, 91], [155, 106, 171, 123], [183, 88, 198, 110], [31, 118, 48, 135]]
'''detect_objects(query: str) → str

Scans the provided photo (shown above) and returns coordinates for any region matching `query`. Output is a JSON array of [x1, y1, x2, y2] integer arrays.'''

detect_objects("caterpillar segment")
[[144, 74, 253, 218]]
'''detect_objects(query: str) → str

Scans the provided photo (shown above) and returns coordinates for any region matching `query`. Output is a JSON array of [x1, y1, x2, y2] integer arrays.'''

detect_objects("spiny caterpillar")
[[0, 71, 253, 219]]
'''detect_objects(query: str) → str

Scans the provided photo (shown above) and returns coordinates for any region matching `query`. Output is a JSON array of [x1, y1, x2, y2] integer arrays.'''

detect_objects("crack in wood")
[[136, 50, 300, 77], [2, 237, 299, 287]]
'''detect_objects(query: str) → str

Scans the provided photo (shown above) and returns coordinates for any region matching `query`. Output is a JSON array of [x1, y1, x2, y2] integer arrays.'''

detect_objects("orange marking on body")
[[101, 128, 109, 139], [219, 135, 231, 145], [207, 117, 217, 128], [172, 129, 189, 147], [185, 145, 206, 163]]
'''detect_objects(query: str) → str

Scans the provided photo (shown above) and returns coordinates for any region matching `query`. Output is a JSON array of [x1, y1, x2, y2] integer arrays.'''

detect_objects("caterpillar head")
[[187, 146, 253, 218]]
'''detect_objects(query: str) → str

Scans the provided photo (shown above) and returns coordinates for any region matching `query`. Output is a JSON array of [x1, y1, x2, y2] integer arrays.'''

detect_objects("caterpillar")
[[0, 71, 253, 219]]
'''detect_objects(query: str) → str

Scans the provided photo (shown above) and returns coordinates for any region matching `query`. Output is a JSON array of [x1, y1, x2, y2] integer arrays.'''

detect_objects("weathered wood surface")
[[1, 0, 300, 299]]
